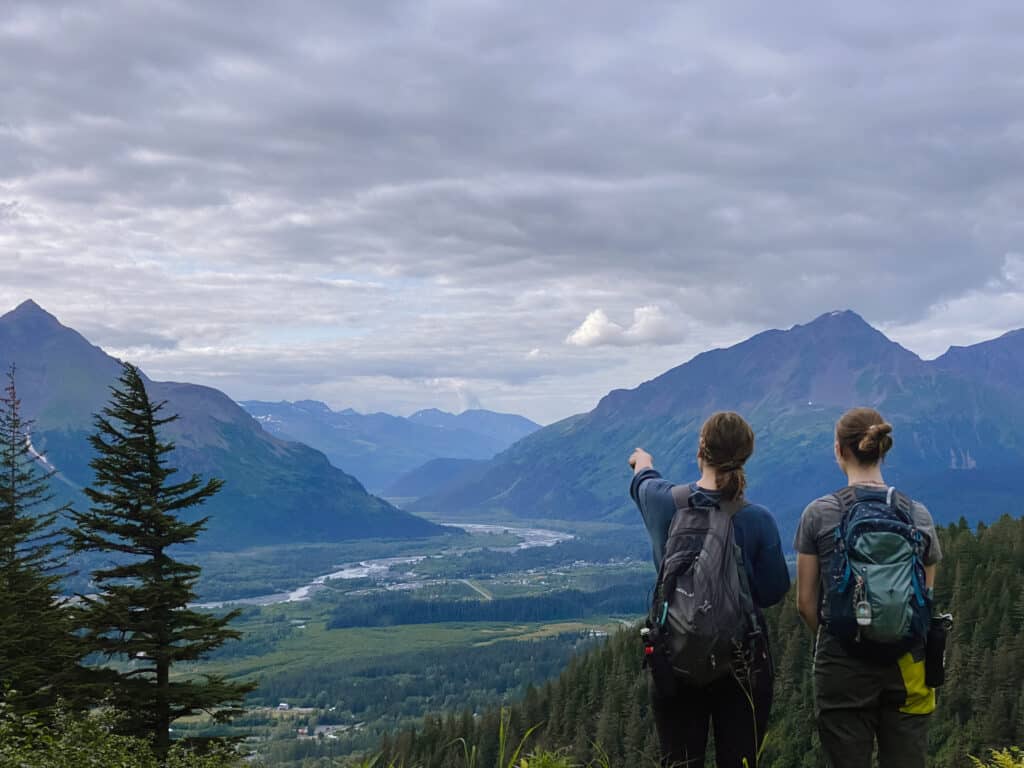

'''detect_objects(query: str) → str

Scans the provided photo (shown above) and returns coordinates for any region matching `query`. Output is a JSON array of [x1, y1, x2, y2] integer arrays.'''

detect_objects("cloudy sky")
[[2, 1, 1023, 424]]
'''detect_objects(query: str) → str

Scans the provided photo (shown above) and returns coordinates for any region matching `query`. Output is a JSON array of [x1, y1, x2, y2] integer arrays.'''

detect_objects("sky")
[[2, 1, 1023, 425]]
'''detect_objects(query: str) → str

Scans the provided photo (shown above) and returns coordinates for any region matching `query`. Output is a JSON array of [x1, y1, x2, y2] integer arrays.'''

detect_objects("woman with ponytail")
[[629, 411, 790, 767], [794, 407, 943, 768]]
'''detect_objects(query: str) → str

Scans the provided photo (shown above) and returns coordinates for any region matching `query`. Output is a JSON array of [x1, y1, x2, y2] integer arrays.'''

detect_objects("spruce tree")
[[0, 365, 81, 714], [69, 363, 254, 758]]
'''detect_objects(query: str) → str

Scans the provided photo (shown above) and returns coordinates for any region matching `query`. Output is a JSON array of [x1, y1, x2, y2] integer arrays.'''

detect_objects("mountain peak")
[[3, 299, 62, 326], [787, 309, 912, 356], [803, 309, 871, 329], [935, 325, 1024, 391], [410, 408, 454, 419]]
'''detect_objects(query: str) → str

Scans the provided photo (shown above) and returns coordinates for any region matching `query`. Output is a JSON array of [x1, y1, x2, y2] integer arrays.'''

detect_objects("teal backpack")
[[825, 486, 930, 661]]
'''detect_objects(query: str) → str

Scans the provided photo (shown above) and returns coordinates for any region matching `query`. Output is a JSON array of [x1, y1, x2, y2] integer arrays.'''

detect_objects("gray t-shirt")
[[794, 486, 942, 615]]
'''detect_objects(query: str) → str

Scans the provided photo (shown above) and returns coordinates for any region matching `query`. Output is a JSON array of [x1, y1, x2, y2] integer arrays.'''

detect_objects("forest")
[[325, 580, 649, 628], [374, 515, 1024, 768]]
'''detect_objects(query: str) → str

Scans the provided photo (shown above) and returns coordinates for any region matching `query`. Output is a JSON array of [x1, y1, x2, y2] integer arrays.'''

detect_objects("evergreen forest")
[[376, 516, 1024, 768]]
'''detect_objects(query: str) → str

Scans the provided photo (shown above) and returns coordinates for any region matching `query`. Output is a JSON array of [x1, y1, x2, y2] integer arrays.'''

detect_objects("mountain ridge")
[[240, 399, 540, 492], [0, 300, 446, 548], [413, 309, 1024, 537]]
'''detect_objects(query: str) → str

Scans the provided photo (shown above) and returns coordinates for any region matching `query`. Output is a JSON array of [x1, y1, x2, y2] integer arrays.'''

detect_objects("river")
[[196, 522, 573, 609]]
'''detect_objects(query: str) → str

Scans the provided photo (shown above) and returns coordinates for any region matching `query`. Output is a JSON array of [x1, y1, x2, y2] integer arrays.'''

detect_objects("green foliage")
[[0, 700, 242, 767], [971, 748, 1024, 768], [0, 366, 83, 714], [69, 363, 255, 757]]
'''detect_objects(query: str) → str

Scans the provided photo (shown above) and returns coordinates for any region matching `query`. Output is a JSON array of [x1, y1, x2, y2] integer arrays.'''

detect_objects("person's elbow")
[[796, 592, 817, 628], [795, 553, 821, 631]]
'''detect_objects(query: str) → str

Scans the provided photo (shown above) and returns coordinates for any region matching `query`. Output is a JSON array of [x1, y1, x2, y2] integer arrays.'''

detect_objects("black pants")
[[650, 645, 774, 768], [814, 633, 932, 768]]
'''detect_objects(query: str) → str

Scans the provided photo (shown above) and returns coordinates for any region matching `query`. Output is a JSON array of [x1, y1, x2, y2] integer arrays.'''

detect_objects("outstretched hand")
[[629, 447, 654, 474]]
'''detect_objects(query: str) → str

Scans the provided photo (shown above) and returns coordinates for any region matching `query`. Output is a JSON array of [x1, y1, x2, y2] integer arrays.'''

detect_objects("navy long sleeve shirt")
[[629, 467, 791, 610]]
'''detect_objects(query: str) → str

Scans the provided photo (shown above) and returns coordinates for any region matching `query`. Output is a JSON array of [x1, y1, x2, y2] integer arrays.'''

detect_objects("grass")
[[459, 579, 493, 600], [179, 618, 621, 682], [348, 708, 659, 768]]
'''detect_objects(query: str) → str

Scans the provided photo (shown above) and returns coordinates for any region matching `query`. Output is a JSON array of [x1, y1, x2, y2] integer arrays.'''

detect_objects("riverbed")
[[196, 522, 573, 608]]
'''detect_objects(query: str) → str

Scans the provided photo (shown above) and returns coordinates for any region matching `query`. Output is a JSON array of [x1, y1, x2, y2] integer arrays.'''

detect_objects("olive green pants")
[[814, 633, 934, 768]]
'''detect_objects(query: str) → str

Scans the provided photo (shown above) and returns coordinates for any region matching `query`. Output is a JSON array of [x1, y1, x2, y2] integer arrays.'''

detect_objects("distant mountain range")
[[412, 310, 1024, 542], [239, 400, 539, 492], [383, 457, 488, 500], [0, 300, 445, 549]]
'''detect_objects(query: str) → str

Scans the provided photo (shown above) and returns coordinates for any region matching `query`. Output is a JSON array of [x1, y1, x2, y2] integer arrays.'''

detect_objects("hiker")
[[794, 407, 942, 768], [629, 411, 790, 768]]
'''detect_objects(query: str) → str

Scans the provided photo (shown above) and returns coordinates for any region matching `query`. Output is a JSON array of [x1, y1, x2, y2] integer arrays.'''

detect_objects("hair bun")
[[858, 422, 893, 453]]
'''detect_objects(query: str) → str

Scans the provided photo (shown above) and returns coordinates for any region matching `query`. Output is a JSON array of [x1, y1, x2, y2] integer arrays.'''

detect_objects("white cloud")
[[566, 309, 625, 347], [566, 306, 685, 347], [2, 1, 1024, 423], [623, 305, 684, 344]]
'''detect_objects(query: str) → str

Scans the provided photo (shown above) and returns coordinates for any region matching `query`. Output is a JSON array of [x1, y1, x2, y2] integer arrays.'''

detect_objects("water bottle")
[[925, 613, 953, 687]]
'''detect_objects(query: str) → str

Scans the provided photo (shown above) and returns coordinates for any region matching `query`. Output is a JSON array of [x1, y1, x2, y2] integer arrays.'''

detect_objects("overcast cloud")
[[2, 1, 1023, 423]]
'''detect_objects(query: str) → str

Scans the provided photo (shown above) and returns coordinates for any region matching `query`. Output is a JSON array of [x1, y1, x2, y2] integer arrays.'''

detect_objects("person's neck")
[[697, 469, 719, 490], [846, 464, 885, 486]]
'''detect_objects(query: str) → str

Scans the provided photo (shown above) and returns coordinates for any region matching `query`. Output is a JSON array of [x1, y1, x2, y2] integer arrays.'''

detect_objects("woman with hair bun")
[[629, 411, 790, 767], [795, 407, 943, 768]]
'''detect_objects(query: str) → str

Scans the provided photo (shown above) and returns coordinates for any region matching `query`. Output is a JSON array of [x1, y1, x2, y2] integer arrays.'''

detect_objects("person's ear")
[[834, 440, 844, 469]]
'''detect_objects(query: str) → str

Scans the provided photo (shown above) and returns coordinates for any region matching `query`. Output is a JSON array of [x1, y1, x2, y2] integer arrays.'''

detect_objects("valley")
[[172, 522, 653, 765], [2, 300, 1021, 766]]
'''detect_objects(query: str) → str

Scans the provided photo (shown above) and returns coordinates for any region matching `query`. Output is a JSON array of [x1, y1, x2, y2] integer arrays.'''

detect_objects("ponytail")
[[699, 412, 755, 501]]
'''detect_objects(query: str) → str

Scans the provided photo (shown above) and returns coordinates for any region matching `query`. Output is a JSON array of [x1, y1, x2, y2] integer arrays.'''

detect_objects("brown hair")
[[835, 407, 893, 465], [699, 411, 755, 501]]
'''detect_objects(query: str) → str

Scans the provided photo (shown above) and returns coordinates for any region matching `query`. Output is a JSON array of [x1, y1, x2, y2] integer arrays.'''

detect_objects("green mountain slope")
[[383, 457, 488, 500], [413, 311, 1024, 539], [0, 300, 445, 548]]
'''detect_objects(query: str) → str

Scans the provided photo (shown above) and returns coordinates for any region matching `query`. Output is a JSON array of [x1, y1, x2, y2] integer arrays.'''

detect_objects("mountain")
[[407, 408, 541, 445], [0, 300, 445, 549], [383, 457, 489, 500], [239, 400, 540, 492], [935, 328, 1024, 392], [412, 310, 1024, 541]]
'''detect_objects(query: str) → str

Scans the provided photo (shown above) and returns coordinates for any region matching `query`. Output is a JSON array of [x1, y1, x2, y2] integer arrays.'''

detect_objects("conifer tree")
[[0, 365, 81, 714], [69, 363, 254, 759]]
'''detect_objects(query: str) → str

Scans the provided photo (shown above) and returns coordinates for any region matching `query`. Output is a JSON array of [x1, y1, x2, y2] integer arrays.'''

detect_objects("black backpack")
[[646, 485, 758, 687], [824, 485, 930, 662]]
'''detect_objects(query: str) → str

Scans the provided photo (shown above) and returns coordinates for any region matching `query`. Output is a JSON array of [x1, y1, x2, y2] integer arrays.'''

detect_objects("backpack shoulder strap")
[[670, 482, 693, 512], [833, 486, 858, 516], [890, 488, 913, 513], [888, 488, 917, 526], [671, 484, 744, 516]]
